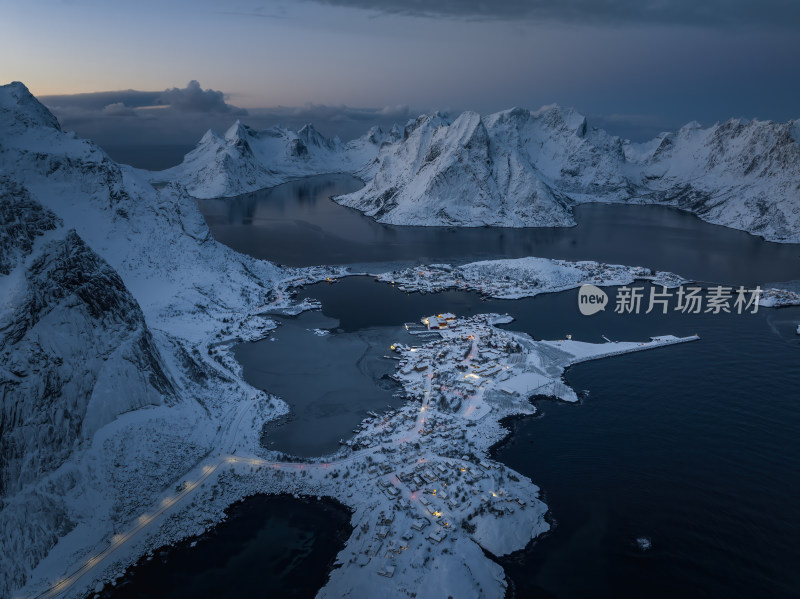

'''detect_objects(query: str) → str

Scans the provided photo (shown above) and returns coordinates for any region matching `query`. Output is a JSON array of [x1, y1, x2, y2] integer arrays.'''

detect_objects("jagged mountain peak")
[[437, 111, 488, 148], [0, 82, 285, 598], [147, 98, 799, 242], [484, 104, 589, 138], [153, 119, 386, 198], [389, 123, 402, 140], [533, 103, 587, 126], [224, 119, 251, 141], [404, 111, 451, 137], [361, 125, 385, 145], [199, 128, 223, 145], [0, 81, 62, 132], [334, 104, 800, 241], [297, 122, 319, 136], [296, 123, 337, 151]]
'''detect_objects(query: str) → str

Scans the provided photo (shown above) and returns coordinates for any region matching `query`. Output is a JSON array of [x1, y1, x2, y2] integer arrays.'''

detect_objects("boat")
[[796, 324, 800, 335]]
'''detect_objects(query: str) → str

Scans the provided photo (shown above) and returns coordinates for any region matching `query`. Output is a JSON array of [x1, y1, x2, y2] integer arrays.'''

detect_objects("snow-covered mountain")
[[334, 107, 800, 242], [336, 107, 629, 228], [149, 120, 397, 199], [0, 182, 174, 500], [0, 82, 283, 597], [4, 81, 791, 599], [159, 102, 799, 242], [626, 118, 800, 242]]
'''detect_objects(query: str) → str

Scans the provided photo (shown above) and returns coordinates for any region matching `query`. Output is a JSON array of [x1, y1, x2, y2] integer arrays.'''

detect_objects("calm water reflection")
[[196, 174, 800, 285]]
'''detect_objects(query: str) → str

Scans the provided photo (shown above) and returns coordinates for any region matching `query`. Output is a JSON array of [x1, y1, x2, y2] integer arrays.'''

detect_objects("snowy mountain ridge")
[[149, 119, 398, 199], [1, 81, 796, 599], [0, 81, 285, 597], [159, 102, 800, 242], [335, 106, 800, 242]]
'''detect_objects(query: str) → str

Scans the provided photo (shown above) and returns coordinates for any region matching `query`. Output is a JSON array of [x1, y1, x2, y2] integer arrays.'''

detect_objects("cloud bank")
[[40, 80, 247, 119], [156, 80, 247, 114], [37, 83, 413, 169], [36, 79, 699, 171], [305, 0, 800, 27]]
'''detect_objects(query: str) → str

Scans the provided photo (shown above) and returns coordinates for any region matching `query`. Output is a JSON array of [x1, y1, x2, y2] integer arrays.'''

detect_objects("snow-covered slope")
[[0, 83, 281, 333], [627, 118, 800, 242], [0, 82, 283, 597], [149, 120, 395, 199], [0, 185, 174, 500], [334, 107, 800, 242], [336, 107, 629, 227], [152, 100, 799, 242], [377, 257, 685, 298]]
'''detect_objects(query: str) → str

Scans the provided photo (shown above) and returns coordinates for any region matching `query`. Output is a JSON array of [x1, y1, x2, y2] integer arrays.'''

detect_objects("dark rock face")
[[0, 204, 175, 498], [289, 138, 309, 157], [0, 178, 61, 275]]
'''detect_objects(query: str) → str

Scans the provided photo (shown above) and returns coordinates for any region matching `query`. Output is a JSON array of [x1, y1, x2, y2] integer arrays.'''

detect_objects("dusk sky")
[[3, 0, 799, 156]]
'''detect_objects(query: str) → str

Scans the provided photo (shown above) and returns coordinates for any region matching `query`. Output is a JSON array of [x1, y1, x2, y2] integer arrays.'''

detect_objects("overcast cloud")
[[157, 80, 248, 114], [306, 0, 800, 27], [41, 81, 247, 118], [38, 86, 415, 169]]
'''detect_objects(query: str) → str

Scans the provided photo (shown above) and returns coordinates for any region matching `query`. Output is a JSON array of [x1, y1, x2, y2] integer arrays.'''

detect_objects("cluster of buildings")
[[227, 308, 693, 597], [321, 313, 554, 577], [341, 439, 537, 581]]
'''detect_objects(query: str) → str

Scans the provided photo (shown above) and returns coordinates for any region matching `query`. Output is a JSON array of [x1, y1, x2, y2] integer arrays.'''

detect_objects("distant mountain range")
[[157, 105, 800, 243], [147, 120, 400, 199]]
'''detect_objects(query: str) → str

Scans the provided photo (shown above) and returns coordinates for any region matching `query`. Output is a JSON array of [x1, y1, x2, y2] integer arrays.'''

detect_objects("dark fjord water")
[[110, 175, 800, 599], [295, 277, 800, 599], [195, 174, 800, 285], [98, 495, 352, 599], [233, 310, 413, 457]]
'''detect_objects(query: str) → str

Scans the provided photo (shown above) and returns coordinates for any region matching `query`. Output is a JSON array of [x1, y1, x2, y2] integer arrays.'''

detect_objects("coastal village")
[[196, 309, 698, 598], [42, 256, 785, 598], [106, 259, 798, 598], [372, 258, 800, 310]]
